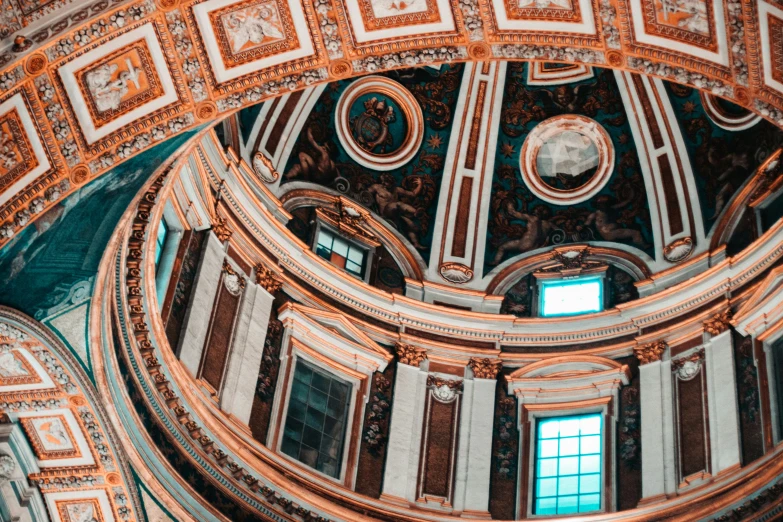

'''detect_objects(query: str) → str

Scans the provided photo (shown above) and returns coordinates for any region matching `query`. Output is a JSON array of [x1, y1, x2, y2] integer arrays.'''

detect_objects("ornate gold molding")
[[395, 342, 427, 367], [469, 358, 502, 380], [212, 216, 232, 243], [255, 265, 283, 294], [633, 341, 667, 365], [704, 309, 733, 336]]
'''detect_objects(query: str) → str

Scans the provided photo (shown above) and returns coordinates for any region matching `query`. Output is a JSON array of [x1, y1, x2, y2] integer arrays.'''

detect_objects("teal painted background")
[[0, 131, 197, 318]]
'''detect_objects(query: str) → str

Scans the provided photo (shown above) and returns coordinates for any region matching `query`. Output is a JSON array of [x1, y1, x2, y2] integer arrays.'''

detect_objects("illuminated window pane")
[[155, 219, 168, 272], [540, 277, 603, 317], [314, 228, 367, 279], [282, 360, 350, 478], [533, 413, 603, 515]]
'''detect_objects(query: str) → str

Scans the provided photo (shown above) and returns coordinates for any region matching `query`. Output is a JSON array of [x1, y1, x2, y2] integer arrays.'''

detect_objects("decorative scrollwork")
[[672, 349, 705, 380], [222, 261, 245, 296], [427, 375, 463, 403]]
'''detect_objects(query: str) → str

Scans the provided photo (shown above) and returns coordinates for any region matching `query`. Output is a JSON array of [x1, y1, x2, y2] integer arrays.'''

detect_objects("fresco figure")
[[368, 173, 426, 249], [584, 195, 646, 246], [492, 204, 553, 264], [284, 127, 339, 185]]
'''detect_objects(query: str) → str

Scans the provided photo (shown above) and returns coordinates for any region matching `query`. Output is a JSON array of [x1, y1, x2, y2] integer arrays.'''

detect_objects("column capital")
[[212, 216, 232, 242], [703, 309, 733, 336], [468, 357, 502, 379], [634, 341, 667, 365], [255, 265, 283, 294], [395, 342, 427, 367]]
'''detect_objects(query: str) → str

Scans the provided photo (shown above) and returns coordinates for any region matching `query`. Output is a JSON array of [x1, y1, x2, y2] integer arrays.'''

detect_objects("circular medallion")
[[336, 76, 424, 172], [70, 165, 90, 185], [196, 101, 218, 122], [520, 115, 614, 205], [25, 53, 47, 75]]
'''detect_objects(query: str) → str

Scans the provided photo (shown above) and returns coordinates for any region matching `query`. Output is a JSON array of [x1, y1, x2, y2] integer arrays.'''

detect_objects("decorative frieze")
[[634, 341, 667, 365], [394, 342, 427, 367]]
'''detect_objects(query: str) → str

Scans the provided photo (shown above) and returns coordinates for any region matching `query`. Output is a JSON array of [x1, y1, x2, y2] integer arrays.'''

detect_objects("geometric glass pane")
[[282, 360, 351, 478], [533, 413, 603, 514], [540, 277, 603, 317], [313, 227, 366, 279]]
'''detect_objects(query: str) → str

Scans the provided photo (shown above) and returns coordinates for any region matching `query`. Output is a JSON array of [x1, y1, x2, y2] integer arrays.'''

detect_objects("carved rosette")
[[633, 341, 667, 365], [255, 265, 283, 294], [704, 309, 733, 336], [222, 261, 245, 296], [212, 216, 232, 242], [469, 357, 502, 379], [395, 342, 427, 367], [427, 375, 464, 404], [672, 349, 705, 381]]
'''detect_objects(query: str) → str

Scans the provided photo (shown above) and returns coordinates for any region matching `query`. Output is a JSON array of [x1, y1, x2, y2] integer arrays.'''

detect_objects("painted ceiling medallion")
[[663, 236, 694, 263], [335, 76, 424, 171], [520, 115, 614, 205], [700, 92, 761, 131]]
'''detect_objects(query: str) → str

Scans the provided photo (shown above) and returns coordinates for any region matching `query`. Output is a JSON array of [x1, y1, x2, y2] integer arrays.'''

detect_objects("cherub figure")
[[492, 204, 553, 265], [0, 131, 19, 171], [584, 195, 646, 246], [85, 63, 129, 112], [224, 6, 283, 53], [707, 145, 751, 218], [535, 84, 591, 114], [284, 127, 339, 185], [367, 173, 426, 249]]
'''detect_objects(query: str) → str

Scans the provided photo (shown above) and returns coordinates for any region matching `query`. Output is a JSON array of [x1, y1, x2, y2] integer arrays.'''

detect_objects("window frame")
[[279, 357, 353, 480], [524, 400, 611, 518], [270, 338, 366, 486], [311, 221, 374, 283], [534, 273, 606, 318], [267, 305, 392, 489], [531, 412, 604, 516]]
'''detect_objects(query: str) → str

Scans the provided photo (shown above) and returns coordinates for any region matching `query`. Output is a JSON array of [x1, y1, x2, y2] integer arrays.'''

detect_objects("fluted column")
[[381, 344, 428, 503], [178, 230, 225, 376], [219, 266, 282, 424], [635, 341, 672, 502], [452, 358, 501, 515], [703, 311, 741, 474]]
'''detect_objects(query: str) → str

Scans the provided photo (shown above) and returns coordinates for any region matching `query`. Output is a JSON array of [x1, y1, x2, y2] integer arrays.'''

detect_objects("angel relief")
[[488, 165, 650, 266], [220, 4, 285, 54]]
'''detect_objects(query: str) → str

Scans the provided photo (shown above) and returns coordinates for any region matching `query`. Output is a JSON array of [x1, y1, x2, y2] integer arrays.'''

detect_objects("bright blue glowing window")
[[540, 277, 603, 317], [154, 219, 168, 272], [534, 413, 603, 515]]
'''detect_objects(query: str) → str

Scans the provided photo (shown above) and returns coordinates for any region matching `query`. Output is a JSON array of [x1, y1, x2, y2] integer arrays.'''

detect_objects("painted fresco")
[[665, 85, 783, 230], [485, 64, 653, 272], [281, 65, 464, 260], [0, 131, 197, 317]]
